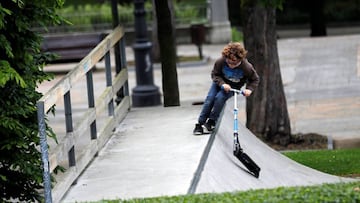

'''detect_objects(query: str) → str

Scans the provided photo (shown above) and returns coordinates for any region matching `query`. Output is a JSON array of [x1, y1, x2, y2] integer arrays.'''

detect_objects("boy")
[[193, 42, 259, 135]]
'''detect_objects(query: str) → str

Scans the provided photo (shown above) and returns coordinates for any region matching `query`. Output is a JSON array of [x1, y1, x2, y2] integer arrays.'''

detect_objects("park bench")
[[41, 32, 106, 63]]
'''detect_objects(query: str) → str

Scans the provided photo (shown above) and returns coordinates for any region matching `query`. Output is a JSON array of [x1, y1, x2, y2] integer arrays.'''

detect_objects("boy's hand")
[[222, 84, 231, 92], [243, 89, 252, 97]]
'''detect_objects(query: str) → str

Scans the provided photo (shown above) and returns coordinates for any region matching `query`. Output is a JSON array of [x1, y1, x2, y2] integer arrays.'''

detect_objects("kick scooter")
[[230, 88, 261, 178]]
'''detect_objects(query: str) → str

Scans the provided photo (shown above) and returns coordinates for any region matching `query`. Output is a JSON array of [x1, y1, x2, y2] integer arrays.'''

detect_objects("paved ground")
[[38, 34, 360, 202]]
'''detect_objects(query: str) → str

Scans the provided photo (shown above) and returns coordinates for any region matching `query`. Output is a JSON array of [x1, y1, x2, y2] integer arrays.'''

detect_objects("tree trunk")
[[242, 2, 291, 145], [151, 0, 161, 62], [227, 0, 242, 26], [154, 0, 180, 106], [309, 0, 327, 37]]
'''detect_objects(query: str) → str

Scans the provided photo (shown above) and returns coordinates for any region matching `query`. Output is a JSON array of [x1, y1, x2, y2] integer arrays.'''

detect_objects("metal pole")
[[111, 0, 125, 104], [86, 71, 97, 140], [131, 0, 161, 107], [105, 51, 115, 116], [111, 0, 121, 74], [37, 101, 52, 203]]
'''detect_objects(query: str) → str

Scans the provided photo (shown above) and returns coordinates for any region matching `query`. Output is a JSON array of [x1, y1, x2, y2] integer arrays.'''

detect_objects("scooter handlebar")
[[230, 88, 244, 96]]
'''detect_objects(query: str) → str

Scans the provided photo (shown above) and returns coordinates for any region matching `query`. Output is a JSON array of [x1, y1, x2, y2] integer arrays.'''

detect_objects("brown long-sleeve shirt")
[[211, 57, 260, 91]]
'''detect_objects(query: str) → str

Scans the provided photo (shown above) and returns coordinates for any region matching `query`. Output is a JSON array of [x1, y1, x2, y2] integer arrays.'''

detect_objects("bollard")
[[190, 24, 206, 59]]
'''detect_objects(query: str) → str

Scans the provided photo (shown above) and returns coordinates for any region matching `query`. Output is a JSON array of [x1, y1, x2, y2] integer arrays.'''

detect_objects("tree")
[[241, 0, 291, 145], [154, 0, 180, 106], [307, 0, 327, 36], [151, 0, 161, 63], [281, 0, 327, 37], [228, 0, 242, 26], [0, 0, 63, 201]]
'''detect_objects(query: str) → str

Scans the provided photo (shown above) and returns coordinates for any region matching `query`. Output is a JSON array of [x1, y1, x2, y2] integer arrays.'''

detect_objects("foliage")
[[283, 148, 360, 176], [277, 0, 360, 25], [0, 0, 63, 201], [232, 0, 360, 27], [55, 2, 142, 31], [87, 181, 360, 202], [256, 0, 285, 10], [174, 2, 205, 24], [231, 27, 243, 42], [239, 0, 284, 11], [323, 0, 360, 23], [45, 2, 207, 33]]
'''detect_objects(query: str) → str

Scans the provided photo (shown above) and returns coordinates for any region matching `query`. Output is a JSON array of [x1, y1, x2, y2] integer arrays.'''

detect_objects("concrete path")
[[61, 103, 210, 201], [51, 34, 360, 202]]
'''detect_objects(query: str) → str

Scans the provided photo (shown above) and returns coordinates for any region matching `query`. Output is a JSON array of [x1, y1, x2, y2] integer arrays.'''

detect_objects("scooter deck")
[[234, 149, 261, 178]]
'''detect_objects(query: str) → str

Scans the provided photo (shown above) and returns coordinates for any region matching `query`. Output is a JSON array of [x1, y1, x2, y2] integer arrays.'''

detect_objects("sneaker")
[[193, 123, 203, 135], [204, 119, 216, 132]]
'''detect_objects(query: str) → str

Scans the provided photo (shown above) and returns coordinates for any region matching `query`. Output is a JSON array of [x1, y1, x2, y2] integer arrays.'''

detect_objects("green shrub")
[[231, 27, 243, 42], [175, 3, 200, 24], [52, 2, 207, 33], [0, 0, 63, 201]]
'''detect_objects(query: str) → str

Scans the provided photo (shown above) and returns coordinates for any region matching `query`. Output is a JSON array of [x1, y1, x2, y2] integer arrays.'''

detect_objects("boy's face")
[[226, 58, 241, 68]]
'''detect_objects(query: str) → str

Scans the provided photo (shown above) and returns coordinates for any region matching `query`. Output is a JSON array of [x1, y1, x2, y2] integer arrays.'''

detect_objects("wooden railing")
[[36, 25, 130, 203]]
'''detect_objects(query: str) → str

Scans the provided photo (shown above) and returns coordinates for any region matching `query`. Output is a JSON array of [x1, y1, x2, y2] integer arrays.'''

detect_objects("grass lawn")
[[90, 182, 360, 202], [283, 148, 360, 177]]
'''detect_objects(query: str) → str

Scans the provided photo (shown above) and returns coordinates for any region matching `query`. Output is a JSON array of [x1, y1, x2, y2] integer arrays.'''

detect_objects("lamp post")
[[132, 0, 161, 107]]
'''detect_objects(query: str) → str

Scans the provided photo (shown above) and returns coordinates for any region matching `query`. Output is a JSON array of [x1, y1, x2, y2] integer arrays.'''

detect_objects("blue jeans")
[[198, 82, 233, 124]]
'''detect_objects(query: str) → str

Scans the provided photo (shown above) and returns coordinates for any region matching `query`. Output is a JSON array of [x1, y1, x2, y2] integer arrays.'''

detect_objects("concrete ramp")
[[190, 98, 353, 194]]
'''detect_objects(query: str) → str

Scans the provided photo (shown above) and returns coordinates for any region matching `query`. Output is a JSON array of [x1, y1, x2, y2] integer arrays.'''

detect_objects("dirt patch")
[[266, 133, 328, 151]]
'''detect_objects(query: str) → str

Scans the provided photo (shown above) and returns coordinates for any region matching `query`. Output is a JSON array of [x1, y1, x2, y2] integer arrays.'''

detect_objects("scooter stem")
[[230, 88, 243, 152]]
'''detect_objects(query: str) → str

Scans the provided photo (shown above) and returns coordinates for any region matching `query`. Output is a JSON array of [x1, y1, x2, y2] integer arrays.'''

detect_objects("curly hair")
[[221, 42, 247, 61]]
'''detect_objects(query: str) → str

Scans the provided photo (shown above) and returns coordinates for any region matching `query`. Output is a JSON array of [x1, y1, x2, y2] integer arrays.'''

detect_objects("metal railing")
[[37, 25, 130, 203]]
